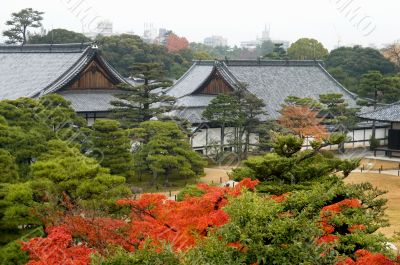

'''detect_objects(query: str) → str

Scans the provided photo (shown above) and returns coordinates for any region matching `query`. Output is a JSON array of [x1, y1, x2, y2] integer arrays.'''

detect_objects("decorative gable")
[[66, 60, 118, 91], [193, 67, 234, 95]]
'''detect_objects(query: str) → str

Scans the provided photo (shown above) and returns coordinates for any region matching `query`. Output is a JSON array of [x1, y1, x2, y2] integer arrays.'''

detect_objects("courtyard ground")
[[345, 172, 400, 247]]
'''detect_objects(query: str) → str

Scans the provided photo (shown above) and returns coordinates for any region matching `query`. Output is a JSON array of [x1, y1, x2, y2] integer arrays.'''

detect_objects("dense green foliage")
[[287, 38, 329, 60], [91, 120, 134, 179], [96, 34, 194, 79], [132, 121, 206, 185], [232, 133, 358, 186], [28, 28, 91, 44], [31, 139, 131, 210], [326, 46, 397, 94], [0, 96, 133, 263]]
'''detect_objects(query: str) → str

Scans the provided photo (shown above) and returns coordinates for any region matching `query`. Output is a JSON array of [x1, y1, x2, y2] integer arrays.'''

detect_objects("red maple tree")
[[165, 33, 189, 52], [278, 105, 328, 139]]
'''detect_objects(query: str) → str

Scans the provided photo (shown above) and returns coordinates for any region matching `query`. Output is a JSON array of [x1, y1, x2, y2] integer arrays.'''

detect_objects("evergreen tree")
[[91, 120, 134, 179], [111, 63, 175, 128], [2, 8, 44, 44], [358, 71, 384, 99], [264, 43, 287, 59], [0, 149, 19, 183], [319, 93, 359, 130], [202, 94, 241, 157], [132, 121, 206, 185], [31, 139, 131, 210], [232, 85, 266, 159], [28, 28, 91, 44]]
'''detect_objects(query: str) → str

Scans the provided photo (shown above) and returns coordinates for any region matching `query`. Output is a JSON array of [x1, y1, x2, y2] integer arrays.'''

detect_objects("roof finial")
[[91, 41, 99, 49]]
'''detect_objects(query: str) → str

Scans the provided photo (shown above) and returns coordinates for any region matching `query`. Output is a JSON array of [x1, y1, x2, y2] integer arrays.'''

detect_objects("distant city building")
[[142, 23, 158, 43], [204, 35, 228, 47], [240, 25, 289, 50]]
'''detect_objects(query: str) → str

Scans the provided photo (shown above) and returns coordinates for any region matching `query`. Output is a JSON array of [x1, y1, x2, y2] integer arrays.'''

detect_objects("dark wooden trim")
[[192, 67, 234, 95]]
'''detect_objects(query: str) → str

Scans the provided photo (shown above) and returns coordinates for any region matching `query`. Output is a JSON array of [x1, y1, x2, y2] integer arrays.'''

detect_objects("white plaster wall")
[[191, 127, 258, 150], [192, 126, 389, 153]]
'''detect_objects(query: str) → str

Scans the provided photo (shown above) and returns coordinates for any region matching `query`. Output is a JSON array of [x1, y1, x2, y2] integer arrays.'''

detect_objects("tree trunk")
[[23, 26, 27, 44], [244, 131, 251, 159], [220, 124, 225, 158]]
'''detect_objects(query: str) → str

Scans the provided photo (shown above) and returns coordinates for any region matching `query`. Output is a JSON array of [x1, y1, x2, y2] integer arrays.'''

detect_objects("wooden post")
[[220, 177, 222, 184], [174, 195, 177, 201]]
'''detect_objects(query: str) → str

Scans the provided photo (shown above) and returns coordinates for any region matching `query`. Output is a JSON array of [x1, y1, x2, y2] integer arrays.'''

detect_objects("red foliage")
[[319, 199, 362, 236], [271, 193, 289, 203], [165, 33, 189, 52], [62, 216, 131, 251], [117, 178, 259, 251], [278, 105, 328, 138], [337, 249, 400, 265], [22, 226, 94, 265], [317, 235, 339, 244], [321, 199, 361, 214], [348, 224, 366, 233]]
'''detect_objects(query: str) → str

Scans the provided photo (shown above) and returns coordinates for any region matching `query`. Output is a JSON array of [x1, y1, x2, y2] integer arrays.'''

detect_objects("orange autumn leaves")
[[21, 179, 259, 264], [116, 178, 259, 251], [278, 105, 328, 139]]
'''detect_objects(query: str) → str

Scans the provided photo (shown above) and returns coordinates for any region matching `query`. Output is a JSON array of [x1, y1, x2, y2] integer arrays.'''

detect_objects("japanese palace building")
[[165, 60, 362, 153], [0, 43, 126, 125], [359, 103, 400, 156], [166, 60, 358, 124]]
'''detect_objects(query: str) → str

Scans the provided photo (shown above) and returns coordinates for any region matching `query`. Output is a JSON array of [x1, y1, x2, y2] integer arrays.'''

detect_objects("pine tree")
[[2, 8, 44, 44], [202, 94, 241, 157], [111, 63, 175, 128], [132, 121, 206, 185], [31, 139, 131, 210], [91, 120, 134, 179]]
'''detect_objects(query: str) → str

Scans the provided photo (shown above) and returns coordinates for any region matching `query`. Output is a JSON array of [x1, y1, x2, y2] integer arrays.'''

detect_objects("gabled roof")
[[0, 43, 126, 100], [166, 60, 358, 122], [358, 102, 400, 122]]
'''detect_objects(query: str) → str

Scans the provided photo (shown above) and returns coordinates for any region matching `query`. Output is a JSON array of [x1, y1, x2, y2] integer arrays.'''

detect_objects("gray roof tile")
[[358, 103, 400, 122], [58, 90, 120, 113], [0, 43, 126, 100]]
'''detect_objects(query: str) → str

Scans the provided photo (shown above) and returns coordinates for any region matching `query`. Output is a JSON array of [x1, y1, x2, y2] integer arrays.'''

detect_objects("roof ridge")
[[316, 63, 358, 99], [33, 46, 95, 97], [217, 62, 241, 87], [164, 61, 201, 94], [193, 59, 326, 67], [0, 43, 93, 53]]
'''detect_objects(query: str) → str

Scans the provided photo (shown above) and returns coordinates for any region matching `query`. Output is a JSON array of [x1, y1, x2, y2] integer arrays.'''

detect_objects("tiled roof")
[[58, 90, 121, 113], [0, 43, 126, 100], [166, 60, 358, 123], [358, 102, 400, 122]]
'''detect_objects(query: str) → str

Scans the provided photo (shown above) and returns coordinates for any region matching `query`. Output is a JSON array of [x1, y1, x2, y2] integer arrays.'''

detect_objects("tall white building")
[[204, 35, 228, 47]]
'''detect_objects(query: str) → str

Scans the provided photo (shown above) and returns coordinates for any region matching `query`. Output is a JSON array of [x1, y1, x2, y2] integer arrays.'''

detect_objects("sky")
[[0, 0, 399, 50]]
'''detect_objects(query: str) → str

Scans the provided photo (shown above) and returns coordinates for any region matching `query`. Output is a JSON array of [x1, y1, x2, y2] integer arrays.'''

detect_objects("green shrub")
[[176, 185, 205, 201], [369, 136, 380, 150]]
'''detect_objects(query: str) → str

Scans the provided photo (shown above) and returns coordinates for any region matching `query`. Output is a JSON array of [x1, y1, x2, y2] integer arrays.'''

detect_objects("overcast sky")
[[0, 0, 399, 50]]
